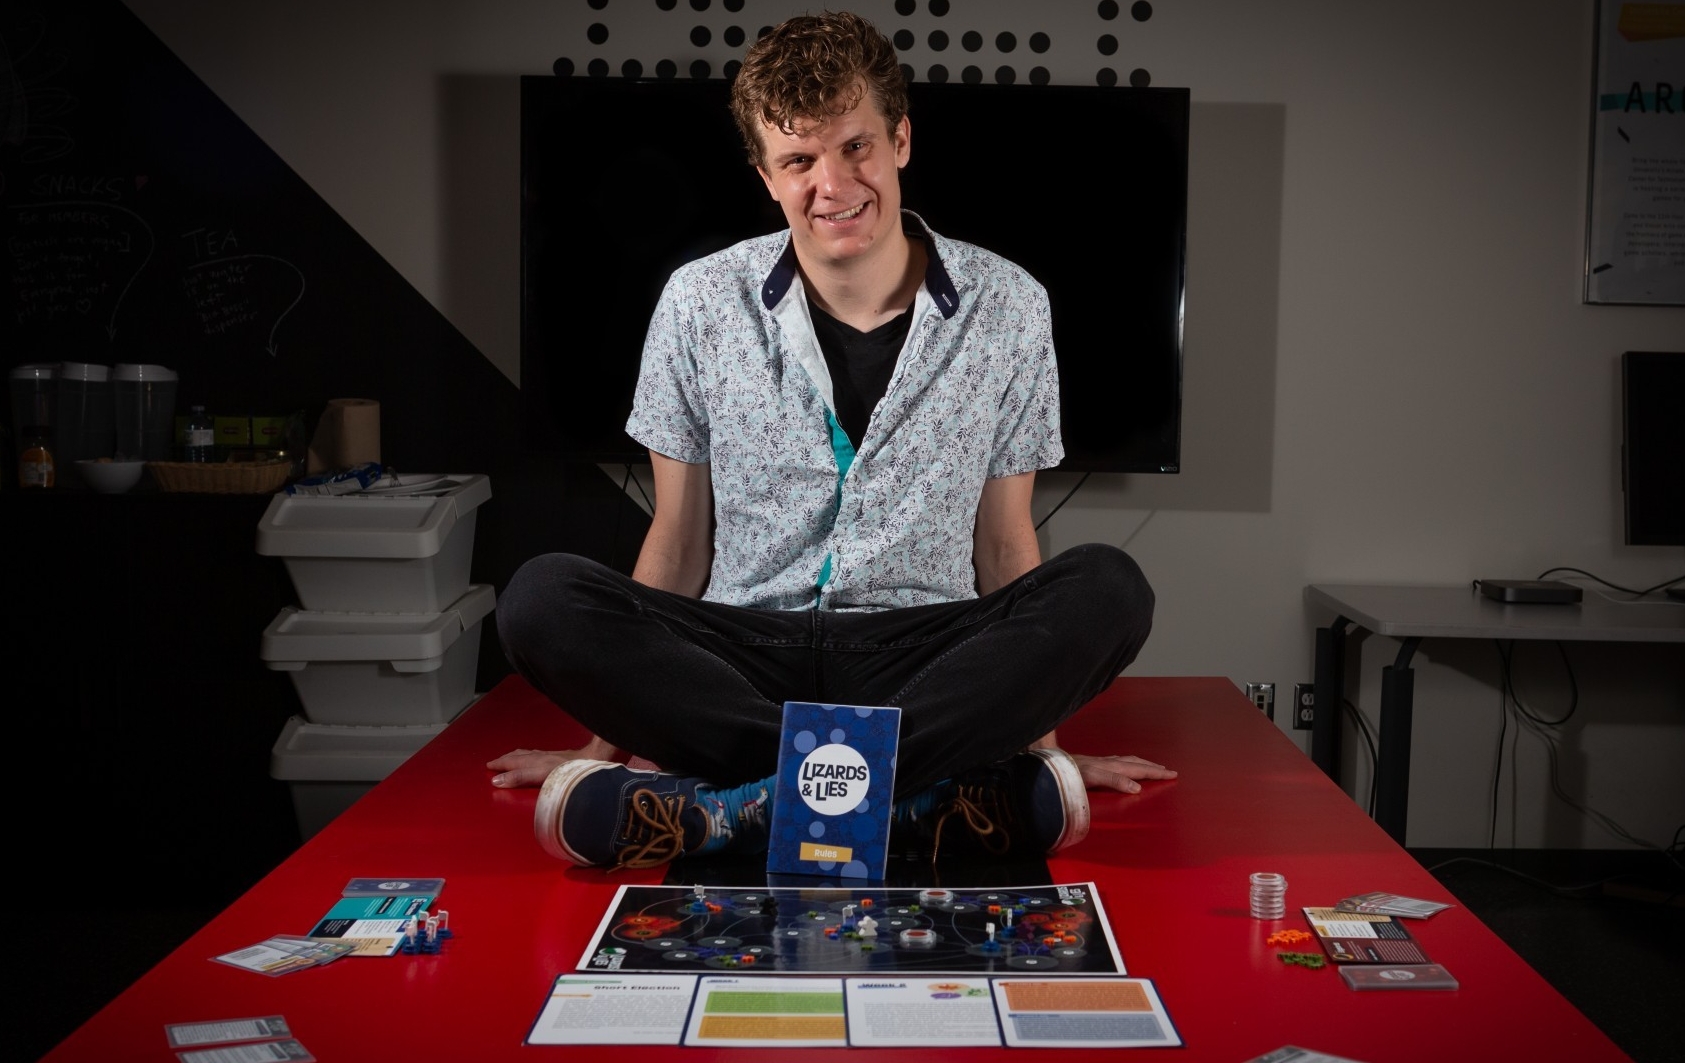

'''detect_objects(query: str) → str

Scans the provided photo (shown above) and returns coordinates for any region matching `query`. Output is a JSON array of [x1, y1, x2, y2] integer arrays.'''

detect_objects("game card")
[[166, 1016, 292, 1048], [341, 877, 445, 897], [308, 892, 435, 957], [1340, 964, 1459, 990], [1245, 1048, 1372, 1063], [525, 974, 698, 1045], [1335, 891, 1453, 919], [844, 977, 1001, 1047], [175, 1039, 315, 1062], [991, 978, 1181, 1048], [1302, 907, 1430, 965], [212, 936, 353, 977], [684, 976, 847, 1048]]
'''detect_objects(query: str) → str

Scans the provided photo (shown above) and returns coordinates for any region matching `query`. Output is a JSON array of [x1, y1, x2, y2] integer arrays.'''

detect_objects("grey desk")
[[1306, 583, 1685, 843]]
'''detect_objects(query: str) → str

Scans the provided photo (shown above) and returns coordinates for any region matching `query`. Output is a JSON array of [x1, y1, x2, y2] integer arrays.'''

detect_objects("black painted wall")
[[1, 0, 647, 904]]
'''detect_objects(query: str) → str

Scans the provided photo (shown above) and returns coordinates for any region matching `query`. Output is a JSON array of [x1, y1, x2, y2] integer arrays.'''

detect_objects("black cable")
[[1496, 640, 1576, 728], [1034, 471, 1090, 531], [1489, 670, 1508, 850], [1533, 566, 1685, 597], [1493, 640, 1673, 860], [1341, 698, 1379, 816]]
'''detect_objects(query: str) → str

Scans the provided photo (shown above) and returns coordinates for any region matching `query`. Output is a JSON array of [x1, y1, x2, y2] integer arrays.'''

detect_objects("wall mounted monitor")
[[1621, 350, 1684, 547], [521, 77, 1188, 474]]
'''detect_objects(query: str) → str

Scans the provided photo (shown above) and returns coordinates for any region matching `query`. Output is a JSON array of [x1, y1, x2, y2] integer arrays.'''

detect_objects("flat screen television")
[[1621, 350, 1684, 546], [521, 76, 1188, 473]]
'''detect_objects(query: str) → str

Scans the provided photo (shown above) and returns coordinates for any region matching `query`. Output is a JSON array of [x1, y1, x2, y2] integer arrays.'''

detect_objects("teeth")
[[824, 204, 865, 221]]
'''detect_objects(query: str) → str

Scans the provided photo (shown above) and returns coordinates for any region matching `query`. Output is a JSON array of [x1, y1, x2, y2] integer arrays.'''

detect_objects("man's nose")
[[814, 153, 854, 196]]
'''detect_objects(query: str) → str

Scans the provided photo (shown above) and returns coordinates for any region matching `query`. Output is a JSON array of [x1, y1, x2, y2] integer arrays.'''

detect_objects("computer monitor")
[[1621, 350, 1684, 547], [519, 76, 1188, 474]]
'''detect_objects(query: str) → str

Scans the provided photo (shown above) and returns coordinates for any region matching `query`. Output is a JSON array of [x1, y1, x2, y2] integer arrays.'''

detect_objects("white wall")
[[124, 0, 1683, 849]]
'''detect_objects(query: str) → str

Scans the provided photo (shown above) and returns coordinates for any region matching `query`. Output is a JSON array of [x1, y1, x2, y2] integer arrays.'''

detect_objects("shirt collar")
[[761, 210, 960, 320]]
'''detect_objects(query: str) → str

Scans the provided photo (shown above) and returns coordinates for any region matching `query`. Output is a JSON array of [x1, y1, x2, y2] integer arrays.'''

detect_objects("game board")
[[579, 882, 1125, 977]]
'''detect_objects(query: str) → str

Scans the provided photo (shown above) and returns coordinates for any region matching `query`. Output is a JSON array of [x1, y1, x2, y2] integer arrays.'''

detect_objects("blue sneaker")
[[890, 749, 1089, 859], [534, 761, 773, 869]]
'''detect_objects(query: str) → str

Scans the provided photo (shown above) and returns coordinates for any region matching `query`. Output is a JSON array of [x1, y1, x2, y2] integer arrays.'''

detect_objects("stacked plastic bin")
[[256, 473, 494, 838]]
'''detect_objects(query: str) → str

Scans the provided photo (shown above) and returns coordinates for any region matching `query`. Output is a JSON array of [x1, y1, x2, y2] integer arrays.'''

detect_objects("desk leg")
[[1312, 620, 1350, 783], [1374, 637, 1420, 844]]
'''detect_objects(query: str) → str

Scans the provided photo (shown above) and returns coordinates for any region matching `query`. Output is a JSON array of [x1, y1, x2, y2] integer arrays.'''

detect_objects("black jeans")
[[496, 543, 1154, 796]]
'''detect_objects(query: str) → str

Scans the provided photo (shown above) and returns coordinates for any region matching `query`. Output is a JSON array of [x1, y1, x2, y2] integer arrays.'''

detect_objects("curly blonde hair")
[[729, 10, 908, 168]]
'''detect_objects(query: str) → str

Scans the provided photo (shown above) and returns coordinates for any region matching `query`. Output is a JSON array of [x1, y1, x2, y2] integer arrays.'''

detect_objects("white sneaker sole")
[[533, 759, 618, 865], [1027, 748, 1091, 852]]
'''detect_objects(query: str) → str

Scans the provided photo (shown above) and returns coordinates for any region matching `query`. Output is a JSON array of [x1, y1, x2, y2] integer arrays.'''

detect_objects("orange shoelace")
[[611, 788, 689, 870], [931, 786, 1013, 860]]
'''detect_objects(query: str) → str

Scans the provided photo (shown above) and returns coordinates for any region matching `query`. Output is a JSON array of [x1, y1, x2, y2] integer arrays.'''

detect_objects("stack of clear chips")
[[1249, 872, 1287, 919]]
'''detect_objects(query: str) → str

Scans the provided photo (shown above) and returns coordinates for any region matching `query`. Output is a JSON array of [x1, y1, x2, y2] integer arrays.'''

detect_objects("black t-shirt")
[[808, 299, 914, 448]]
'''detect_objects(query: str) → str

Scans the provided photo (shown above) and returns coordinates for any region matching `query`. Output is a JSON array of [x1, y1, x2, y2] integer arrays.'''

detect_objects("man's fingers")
[[1071, 752, 1178, 793], [487, 750, 569, 788], [492, 765, 552, 788], [486, 748, 544, 771]]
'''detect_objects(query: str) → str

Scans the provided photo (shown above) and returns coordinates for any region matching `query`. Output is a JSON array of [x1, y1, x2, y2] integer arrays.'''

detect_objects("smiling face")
[[755, 86, 911, 275]]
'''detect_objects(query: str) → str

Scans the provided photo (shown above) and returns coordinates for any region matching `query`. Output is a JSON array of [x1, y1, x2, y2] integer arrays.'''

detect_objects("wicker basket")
[[148, 458, 293, 494]]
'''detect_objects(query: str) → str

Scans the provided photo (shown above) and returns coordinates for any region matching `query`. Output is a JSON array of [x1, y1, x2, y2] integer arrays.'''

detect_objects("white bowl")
[[76, 459, 146, 494]]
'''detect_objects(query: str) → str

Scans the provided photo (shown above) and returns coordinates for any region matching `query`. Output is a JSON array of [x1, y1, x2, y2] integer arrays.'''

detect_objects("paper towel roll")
[[306, 398, 380, 473]]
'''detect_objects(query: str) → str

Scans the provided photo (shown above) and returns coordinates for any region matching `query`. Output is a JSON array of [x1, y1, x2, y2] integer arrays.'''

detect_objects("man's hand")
[[487, 737, 622, 788], [1069, 753, 1177, 794]]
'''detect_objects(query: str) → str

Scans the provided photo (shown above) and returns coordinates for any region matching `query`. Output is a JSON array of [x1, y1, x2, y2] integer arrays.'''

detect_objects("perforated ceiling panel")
[[559, 0, 1158, 88]]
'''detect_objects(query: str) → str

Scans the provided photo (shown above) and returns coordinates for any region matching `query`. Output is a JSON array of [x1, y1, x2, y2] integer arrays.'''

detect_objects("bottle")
[[183, 405, 215, 463], [19, 426, 55, 488]]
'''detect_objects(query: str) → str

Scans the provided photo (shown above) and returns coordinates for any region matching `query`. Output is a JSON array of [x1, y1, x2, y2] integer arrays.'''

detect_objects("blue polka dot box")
[[767, 702, 902, 881]]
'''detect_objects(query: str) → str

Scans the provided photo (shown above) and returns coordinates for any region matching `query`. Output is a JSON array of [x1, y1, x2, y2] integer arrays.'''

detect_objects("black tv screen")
[[1622, 351, 1685, 547], [520, 77, 1187, 474]]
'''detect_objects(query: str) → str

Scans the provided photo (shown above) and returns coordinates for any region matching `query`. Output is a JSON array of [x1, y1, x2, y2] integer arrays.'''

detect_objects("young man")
[[490, 11, 1171, 869]]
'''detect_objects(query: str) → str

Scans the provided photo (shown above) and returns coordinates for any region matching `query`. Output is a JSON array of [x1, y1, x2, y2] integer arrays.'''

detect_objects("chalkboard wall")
[[2, 0, 521, 468], [1, 0, 646, 584], [0, 0, 646, 956]]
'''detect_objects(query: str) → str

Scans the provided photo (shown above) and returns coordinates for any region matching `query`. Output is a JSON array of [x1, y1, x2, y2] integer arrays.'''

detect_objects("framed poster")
[[1583, 2, 1685, 305]]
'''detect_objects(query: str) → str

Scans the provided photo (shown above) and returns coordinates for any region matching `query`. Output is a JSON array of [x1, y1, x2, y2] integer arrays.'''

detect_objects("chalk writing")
[[0, 19, 80, 164], [6, 198, 154, 337], [180, 250, 305, 355]]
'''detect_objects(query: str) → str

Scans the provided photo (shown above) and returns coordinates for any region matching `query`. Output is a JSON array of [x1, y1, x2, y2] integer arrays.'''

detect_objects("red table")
[[42, 677, 1630, 1062]]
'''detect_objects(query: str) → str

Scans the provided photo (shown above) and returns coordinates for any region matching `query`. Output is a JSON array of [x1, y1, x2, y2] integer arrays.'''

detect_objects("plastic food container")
[[269, 716, 451, 838], [259, 583, 495, 725], [255, 473, 491, 612]]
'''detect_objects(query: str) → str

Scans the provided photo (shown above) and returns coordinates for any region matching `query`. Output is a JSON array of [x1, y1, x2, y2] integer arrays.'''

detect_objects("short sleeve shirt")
[[627, 211, 1063, 612]]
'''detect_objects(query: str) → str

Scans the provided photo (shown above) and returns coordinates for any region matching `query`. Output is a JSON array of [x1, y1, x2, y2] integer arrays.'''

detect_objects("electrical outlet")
[[1292, 683, 1316, 730], [1245, 682, 1275, 719]]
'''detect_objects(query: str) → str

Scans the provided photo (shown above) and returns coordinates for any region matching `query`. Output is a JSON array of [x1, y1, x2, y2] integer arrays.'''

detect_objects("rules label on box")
[[767, 702, 899, 880]]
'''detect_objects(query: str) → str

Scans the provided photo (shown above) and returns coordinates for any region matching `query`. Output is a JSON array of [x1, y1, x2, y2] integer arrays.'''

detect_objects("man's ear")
[[756, 165, 778, 200], [895, 114, 911, 168]]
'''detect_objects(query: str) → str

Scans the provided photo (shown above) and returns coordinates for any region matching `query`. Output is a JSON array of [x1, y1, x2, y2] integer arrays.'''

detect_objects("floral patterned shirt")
[[627, 211, 1062, 612]]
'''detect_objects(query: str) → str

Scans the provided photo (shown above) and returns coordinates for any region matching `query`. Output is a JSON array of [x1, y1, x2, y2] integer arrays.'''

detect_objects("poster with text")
[[1584, 2, 1685, 304]]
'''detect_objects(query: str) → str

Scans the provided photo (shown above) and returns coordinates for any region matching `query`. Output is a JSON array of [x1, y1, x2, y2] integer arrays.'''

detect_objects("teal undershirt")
[[813, 408, 857, 601]]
